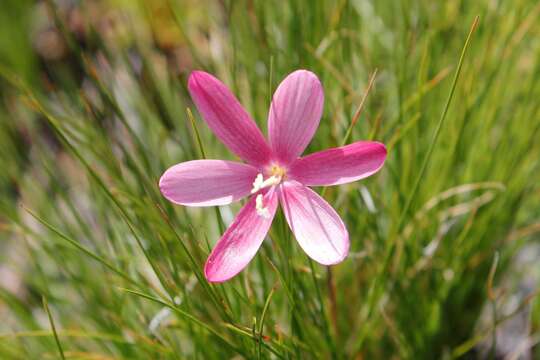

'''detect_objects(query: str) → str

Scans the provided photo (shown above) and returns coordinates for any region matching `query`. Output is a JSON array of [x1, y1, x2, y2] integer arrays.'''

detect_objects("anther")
[[251, 173, 265, 194], [255, 194, 270, 218], [251, 173, 281, 194]]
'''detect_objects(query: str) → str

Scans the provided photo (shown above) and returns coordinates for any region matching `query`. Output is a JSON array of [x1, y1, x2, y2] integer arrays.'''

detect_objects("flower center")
[[251, 164, 287, 218], [250, 164, 287, 195], [268, 164, 287, 179]]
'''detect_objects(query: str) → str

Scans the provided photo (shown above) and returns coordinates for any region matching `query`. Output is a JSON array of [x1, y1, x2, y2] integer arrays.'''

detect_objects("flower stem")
[[326, 267, 339, 337]]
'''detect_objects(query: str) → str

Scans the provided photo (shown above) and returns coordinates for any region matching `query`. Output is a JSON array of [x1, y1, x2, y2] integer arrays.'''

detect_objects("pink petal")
[[188, 71, 272, 167], [279, 181, 349, 265], [204, 189, 278, 282], [268, 70, 324, 164], [159, 160, 258, 207], [288, 141, 387, 186]]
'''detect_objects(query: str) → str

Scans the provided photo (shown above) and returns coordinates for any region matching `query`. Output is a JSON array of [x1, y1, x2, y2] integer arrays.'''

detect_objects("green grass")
[[1, 0, 539, 358]]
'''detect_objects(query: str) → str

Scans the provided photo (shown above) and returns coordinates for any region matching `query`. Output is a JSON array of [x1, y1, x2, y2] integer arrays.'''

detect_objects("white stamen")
[[251, 173, 265, 194], [251, 173, 281, 194], [255, 194, 270, 218], [262, 175, 281, 187]]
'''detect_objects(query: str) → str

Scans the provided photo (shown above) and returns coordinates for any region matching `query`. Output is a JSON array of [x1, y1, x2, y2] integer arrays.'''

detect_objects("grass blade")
[[42, 297, 66, 360]]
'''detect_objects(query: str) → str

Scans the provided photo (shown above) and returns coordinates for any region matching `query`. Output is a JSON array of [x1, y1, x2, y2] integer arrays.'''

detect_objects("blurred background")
[[0, 0, 539, 358]]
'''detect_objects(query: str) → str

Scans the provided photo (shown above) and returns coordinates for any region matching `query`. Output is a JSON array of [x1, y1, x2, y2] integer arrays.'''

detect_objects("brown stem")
[[326, 267, 338, 336]]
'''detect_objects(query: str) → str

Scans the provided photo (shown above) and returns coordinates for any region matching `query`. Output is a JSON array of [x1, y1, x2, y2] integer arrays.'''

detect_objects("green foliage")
[[1, 0, 539, 358]]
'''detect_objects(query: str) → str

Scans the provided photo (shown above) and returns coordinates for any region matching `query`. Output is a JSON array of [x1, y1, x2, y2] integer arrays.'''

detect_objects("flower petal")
[[204, 189, 278, 282], [188, 71, 272, 166], [289, 141, 387, 186], [159, 160, 258, 207], [268, 70, 324, 164], [279, 181, 349, 265]]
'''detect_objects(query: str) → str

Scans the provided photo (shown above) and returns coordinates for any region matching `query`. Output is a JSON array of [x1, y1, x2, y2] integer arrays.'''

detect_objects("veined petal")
[[188, 71, 272, 166], [268, 70, 324, 164], [204, 189, 278, 282], [289, 141, 387, 186], [159, 160, 258, 207], [279, 181, 349, 265]]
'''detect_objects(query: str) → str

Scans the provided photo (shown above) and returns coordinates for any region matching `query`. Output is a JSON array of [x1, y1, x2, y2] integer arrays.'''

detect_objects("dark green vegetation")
[[1, 0, 539, 358]]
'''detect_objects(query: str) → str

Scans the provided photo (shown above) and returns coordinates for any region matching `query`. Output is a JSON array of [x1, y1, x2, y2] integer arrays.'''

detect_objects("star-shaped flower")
[[160, 70, 387, 282]]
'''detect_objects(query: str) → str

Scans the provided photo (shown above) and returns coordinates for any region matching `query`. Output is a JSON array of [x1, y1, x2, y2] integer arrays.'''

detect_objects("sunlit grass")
[[1, 0, 539, 358]]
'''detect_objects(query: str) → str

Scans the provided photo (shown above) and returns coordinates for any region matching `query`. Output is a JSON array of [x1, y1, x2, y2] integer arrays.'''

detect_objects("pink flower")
[[159, 70, 387, 282]]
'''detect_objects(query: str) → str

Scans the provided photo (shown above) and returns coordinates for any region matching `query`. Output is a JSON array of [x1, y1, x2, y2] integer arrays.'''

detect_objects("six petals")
[[161, 69, 387, 282]]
